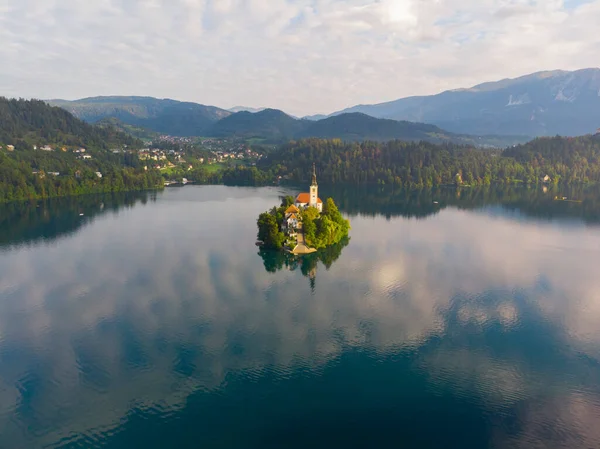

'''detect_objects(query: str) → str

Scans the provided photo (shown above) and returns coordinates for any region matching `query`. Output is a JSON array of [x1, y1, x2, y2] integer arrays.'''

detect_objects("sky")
[[0, 0, 599, 116]]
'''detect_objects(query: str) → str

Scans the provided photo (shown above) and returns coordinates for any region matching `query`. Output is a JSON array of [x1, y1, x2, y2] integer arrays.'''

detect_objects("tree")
[[257, 211, 285, 250]]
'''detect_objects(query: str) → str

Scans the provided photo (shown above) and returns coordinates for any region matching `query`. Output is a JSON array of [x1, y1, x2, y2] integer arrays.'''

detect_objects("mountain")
[[298, 113, 456, 142], [95, 117, 159, 141], [208, 109, 307, 140], [302, 114, 328, 121], [228, 106, 268, 113], [49, 96, 528, 146], [208, 110, 527, 146], [330, 68, 600, 137], [0, 97, 141, 149], [48, 96, 231, 137]]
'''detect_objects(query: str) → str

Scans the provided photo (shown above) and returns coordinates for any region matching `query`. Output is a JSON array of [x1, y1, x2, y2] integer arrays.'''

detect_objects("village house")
[[41, 145, 53, 151], [48, 172, 60, 176], [6, 145, 14, 151], [95, 172, 103, 178], [80, 154, 92, 160]]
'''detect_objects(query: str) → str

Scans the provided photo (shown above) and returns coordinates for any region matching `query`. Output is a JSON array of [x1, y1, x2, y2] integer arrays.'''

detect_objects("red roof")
[[296, 193, 323, 204]]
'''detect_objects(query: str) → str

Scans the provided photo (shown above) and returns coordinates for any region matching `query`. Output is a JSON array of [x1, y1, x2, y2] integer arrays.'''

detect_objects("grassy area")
[[160, 166, 180, 176], [203, 163, 227, 173]]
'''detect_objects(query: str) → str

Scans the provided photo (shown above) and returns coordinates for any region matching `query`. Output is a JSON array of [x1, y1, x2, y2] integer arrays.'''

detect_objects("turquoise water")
[[1, 186, 599, 448]]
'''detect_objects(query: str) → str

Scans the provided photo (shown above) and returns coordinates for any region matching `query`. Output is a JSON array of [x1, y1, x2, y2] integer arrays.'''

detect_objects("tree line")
[[260, 135, 600, 187], [0, 98, 163, 203]]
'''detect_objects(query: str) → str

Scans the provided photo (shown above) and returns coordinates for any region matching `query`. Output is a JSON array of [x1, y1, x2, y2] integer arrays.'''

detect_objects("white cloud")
[[0, 187, 600, 445], [0, 0, 598, 115]]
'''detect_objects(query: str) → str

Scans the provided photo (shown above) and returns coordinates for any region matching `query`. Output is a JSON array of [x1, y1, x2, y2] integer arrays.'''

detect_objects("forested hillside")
[[261, 135, 600, 187], [0, 98, 163, 202], [0, 98, 142, 150], [49, 96, 231, 136]]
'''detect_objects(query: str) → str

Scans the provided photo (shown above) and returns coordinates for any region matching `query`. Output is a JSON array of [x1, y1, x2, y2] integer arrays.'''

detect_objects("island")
[[257, 164, 350, 254]]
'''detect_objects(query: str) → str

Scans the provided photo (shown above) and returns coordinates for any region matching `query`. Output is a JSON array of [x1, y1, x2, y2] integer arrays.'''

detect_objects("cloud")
[[1, 187, 600, 446], [0, 0, 598, 115]]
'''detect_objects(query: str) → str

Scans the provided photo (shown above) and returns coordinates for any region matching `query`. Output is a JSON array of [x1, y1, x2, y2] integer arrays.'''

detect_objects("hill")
[[0, 97, 142, 150], [0, 97, 163, 203], [95, 117, 158, 141], [208, 111, 528, 147], [50, 96, 527, 146], [48, 96, 231, 137], [330, 68, 600, 137], [207, 109, 306, 141]]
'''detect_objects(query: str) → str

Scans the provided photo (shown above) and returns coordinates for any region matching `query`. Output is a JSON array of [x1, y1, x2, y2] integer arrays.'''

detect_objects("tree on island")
[[257, 211, 285, 249], [257, 195, 349, 251], [301, 198, 350, 249]]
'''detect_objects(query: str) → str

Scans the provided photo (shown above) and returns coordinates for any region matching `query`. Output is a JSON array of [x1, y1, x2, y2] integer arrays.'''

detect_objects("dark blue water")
[[1, 186, 599, 448]]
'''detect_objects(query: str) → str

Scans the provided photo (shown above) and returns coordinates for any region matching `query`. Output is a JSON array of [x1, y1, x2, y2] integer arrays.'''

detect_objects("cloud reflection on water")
[[0, 186, 599, 447]]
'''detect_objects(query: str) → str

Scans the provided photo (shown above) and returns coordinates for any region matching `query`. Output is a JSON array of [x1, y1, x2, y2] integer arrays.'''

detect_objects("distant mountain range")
[[48, 96, 232, 137], [329, 68, 600, 137], [50, 68, 600, 144], [49, 97, 527, 146]]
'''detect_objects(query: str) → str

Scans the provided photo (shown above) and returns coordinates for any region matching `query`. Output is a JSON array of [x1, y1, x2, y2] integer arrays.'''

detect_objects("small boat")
[[79, 213, 84, 216], [433, 201, 439, 204]]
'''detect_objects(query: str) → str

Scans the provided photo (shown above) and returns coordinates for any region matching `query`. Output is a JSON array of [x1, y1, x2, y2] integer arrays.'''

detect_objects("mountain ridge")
[[47, 96, 232, 136], [206, 110, 528, 146], [329, 68, 600, 136]]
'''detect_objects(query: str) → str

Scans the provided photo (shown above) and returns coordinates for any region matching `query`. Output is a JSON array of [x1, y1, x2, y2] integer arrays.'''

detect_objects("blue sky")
[[0, 0, 598, 116]]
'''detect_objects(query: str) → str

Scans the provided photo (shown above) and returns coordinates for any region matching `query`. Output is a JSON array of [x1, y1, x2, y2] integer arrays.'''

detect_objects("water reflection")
[[0, 186, 599, 448], [0, 192, 156, 250], [327, 184, 600, 224], [258, 237, 350, 291]]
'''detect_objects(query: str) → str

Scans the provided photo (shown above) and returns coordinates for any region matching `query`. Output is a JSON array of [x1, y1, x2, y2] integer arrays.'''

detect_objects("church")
[[295, 164, 323, 213]]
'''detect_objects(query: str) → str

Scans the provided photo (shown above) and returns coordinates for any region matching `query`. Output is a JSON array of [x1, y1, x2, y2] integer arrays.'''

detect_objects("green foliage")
[[301, 199, 350, 249], [0, 151, 163, 203], [257, 211, 285, 250], [0, 97, 142, 150], [0, 98, 163, 202], [281, 196, 295, 208], [263, 136, 600, 187]]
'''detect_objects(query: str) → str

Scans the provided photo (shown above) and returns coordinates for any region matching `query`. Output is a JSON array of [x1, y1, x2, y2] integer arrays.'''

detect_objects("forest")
[[0, 98, 163, 202], [261, 135, 600, 187], [0, 97, 142, 150], [2, 96, 600, 203]]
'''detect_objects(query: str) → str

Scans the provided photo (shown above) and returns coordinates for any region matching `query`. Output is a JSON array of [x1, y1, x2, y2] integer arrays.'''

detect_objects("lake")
[[1, 185, 600, 448]]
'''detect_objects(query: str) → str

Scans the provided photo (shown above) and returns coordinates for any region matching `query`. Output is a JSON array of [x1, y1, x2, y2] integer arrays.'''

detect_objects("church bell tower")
[[310, 163, 318, 208]]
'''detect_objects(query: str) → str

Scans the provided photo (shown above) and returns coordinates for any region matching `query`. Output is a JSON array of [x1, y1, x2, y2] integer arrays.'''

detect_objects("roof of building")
[[288, 214, 298, 220], [285, 204, 300, 214], [295, 193, 323, 204]]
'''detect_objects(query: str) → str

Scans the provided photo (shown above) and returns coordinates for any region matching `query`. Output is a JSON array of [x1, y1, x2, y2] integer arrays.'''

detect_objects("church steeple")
[[309, 163, 319, 210]]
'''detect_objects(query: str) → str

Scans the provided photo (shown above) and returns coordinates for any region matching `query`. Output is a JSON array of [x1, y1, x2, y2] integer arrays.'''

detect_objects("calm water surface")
[[1, 186, 600, 448]]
